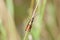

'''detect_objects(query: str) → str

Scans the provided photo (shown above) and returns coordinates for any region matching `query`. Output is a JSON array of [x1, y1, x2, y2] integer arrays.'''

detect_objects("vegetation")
[[0, 0, 60, 40]]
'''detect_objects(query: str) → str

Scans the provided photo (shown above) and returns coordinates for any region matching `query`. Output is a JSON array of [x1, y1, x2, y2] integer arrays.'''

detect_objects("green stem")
[[23, 31, 29, 40], [6, 0, 14, 16]]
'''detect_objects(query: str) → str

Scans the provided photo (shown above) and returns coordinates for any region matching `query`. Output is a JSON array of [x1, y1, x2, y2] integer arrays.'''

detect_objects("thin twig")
[[23, 0, 39, 40], [23, 31, 29, 40]]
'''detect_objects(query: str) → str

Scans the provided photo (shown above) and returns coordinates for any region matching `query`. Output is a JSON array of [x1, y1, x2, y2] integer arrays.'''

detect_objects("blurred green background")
[[0, 0, 60, 40]]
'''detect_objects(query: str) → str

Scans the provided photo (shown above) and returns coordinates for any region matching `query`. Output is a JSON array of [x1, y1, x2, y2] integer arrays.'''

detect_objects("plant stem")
[[6, 0, 14, 17], [23, 31, 29, 40]]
